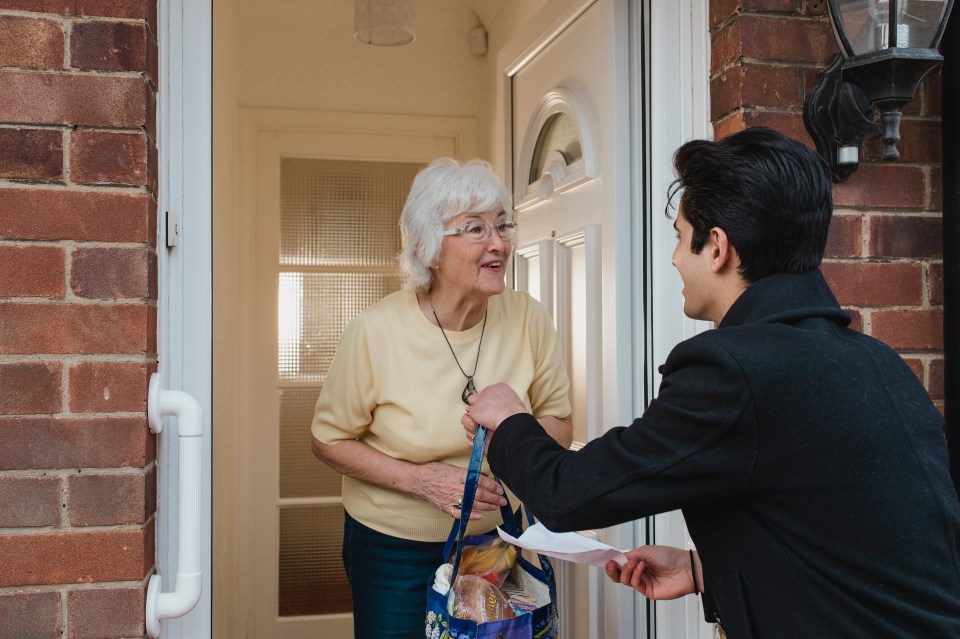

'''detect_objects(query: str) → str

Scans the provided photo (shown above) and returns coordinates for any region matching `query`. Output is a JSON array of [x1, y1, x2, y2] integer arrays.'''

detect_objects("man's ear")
[[709, 227, 740, 274]]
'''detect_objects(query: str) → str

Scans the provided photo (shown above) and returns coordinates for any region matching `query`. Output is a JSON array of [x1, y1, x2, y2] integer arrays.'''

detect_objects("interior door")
[[508, 1, 626, 637], [237, 110, 476, 638]]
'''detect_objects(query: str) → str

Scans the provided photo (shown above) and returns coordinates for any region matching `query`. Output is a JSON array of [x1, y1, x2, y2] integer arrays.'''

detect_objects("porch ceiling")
[[234, 0, 509, 31]]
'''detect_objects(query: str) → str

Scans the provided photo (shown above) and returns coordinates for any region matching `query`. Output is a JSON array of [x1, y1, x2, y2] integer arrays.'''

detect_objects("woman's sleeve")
[[525, 297, 572, 419], [311, 316, 377, 444]]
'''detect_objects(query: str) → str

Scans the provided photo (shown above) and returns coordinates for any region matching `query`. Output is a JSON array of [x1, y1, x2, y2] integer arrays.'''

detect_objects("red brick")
[[67, 586, 144, 639], [70, 130, 147, 186], [145, 82, 156, 141], [709, 0, 826, 30], [743, 0, 822, 13], [76, 0, 150, 20], [846, 308, 863, 332], [0, 416, 154, 470], [928, 357, 943, 400], [0, 361, 62, 414], [821, 261, 922, 307], [824, 213, 861, 258], [0, 71, 146, 128], [712, 15, 744, 71], [713, 14, 835, 71], [713, 110, 746, 140], [834, 163, 926, 209], [929, 262, 943, 305], [922, 73, 941, 117], [147, 136, 157, 194], [0, 591, 61, 639], [0, 188, 152, 242], [871, 309, 943, 351], [729, 110, 812, 147], [711, 63, 806, 119], [145, 25, 157, 89], [0, 127, 63, 180], [68, 469, 152, 525], [929, 165, 942, 212], [0, 524, 153, 586], [71, 246, 155, 299], [0, 15, 64, 69], [0, 303, 152, 354], [901, 357, 924, 384], [68, 360, 149, 412], [0, 1, 150, 19], [0, 244, 65, 297], [71, 19, 146, 72], [0, 476, 61, 527], [868, 215, 942, 258], [710, 0, 739, 29]]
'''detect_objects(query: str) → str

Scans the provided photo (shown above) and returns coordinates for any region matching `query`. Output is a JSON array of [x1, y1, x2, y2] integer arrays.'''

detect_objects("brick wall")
[[709, 0, 946, 411], [0, 1, 158, 637]]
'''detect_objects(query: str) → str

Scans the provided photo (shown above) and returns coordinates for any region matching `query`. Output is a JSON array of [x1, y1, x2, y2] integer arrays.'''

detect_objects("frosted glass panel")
[[278, 505, 351, 616], [280, 388, 342, 499], [278, 272, 400, 381], [276, 158, 418, 621], [529, 113, 582, 184], [280, 158, 421, 267]]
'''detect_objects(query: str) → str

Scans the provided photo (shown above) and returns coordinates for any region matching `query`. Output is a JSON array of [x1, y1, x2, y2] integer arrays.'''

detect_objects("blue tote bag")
[[425, 426, 559, 639]]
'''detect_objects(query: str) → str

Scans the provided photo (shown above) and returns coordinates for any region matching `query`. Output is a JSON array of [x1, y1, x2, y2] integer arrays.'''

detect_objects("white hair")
[[398, 158, 513, 291]]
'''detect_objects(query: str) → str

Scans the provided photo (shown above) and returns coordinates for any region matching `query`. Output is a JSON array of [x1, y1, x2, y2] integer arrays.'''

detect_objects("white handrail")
[[145, 373, 203, 638]]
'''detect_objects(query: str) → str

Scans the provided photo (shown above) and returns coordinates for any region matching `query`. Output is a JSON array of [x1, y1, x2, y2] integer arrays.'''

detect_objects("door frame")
[[163, 0, 713, 635], [155, 0, 213, 636]]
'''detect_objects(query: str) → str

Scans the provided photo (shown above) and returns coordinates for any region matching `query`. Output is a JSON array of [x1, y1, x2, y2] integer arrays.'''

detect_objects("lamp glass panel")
[[837, 0, 947, 53], [898, 0, 950, 47]]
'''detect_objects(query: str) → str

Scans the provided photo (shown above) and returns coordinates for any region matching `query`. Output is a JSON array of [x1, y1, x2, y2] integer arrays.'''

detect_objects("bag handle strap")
[[445, 426, 557, 602]]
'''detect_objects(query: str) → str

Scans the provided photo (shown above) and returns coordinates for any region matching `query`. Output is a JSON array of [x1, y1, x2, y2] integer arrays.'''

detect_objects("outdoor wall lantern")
[[804, 0, 954, 181]]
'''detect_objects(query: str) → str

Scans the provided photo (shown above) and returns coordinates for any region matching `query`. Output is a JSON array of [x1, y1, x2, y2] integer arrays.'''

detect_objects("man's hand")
[[461, 383, 527, 444], [604, 545, 699, 600]]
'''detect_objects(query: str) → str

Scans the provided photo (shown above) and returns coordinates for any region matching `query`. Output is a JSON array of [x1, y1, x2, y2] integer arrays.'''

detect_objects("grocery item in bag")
[[449, 574, 516, 623]]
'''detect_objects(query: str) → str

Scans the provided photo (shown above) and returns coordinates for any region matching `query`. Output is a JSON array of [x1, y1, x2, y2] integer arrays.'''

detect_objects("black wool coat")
[[487, 269, 960, 639]]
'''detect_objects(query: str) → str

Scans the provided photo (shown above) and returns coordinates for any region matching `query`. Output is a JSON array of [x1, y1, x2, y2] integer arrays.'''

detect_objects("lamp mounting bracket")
[[804, 54, 878, 182]]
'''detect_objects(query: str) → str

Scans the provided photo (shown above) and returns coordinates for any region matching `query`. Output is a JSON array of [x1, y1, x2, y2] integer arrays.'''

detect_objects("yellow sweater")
[[312, 287, 571, 542]]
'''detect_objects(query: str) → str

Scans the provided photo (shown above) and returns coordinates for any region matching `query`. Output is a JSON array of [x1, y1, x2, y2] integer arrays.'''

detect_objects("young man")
[[463, 128, 960, 638]]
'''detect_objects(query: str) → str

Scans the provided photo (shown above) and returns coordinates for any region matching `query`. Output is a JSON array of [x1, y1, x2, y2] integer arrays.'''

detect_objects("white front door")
[[503, 1, 635, 636]]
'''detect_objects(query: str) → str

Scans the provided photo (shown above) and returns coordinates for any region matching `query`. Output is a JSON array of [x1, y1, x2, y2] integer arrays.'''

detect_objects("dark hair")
[[666, 127, 832, 282]]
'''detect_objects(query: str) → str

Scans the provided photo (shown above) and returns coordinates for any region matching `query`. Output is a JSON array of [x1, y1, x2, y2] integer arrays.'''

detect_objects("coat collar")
[[718, 269, 851, 329]]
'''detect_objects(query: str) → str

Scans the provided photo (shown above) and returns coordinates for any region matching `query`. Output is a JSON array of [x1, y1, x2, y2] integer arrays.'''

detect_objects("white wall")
[[232, 0, 492, 153]]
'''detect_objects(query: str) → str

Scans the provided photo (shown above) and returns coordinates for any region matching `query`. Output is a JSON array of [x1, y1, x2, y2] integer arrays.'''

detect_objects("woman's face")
[[433, 209, 512, 301]]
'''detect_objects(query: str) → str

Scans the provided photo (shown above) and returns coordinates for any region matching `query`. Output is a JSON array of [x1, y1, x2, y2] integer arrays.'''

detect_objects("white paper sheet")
[[497, 522, 629, 567]]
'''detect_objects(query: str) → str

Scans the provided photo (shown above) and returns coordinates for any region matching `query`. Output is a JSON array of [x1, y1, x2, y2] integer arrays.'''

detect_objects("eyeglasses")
[[443, 220, 517, 242]]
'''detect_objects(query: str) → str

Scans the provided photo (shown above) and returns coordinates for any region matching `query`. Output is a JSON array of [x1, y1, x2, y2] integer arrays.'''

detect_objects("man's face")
[[671, 210, 715, 322]]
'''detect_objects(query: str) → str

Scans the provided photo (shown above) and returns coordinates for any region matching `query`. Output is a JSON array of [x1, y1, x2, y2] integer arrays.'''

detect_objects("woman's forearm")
[[537, 415, 573, 449], [311, 437, 422, 498]]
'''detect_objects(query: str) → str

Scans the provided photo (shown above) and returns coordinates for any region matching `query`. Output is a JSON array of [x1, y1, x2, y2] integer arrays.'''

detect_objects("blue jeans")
[[342, 511, 448, 639]]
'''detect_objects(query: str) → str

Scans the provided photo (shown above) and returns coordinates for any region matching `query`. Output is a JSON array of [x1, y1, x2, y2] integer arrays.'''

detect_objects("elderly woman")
[[311, 157, 572, 638]]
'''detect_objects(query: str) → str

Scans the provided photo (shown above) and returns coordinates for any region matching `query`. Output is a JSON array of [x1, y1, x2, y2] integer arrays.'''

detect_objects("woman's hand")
[[604, 545, 698, 600], [414, 461, 507, 520]]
